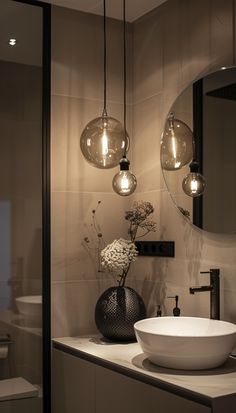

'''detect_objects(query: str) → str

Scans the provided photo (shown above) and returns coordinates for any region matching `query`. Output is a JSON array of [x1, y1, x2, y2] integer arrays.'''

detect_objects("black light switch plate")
[[135, 241, 175, 257]]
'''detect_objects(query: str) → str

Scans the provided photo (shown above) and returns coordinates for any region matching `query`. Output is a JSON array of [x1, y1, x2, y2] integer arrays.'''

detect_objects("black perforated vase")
[[95, 286, 146, 342]]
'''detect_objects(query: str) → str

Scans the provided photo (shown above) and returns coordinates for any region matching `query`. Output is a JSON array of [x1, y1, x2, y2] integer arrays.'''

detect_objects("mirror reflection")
[[161, 67, 236, 234]]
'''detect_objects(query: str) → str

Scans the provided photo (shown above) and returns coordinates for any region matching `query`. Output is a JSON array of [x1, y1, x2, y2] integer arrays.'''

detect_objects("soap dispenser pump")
[[167, 295, 180, 316], [156, 305, 162, 317]]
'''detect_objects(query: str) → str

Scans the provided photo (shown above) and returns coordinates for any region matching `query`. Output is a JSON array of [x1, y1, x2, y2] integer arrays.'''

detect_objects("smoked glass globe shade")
[[80, 116, 129, 169], [161, 113, 193, 171], [182, 172, 206, 197]]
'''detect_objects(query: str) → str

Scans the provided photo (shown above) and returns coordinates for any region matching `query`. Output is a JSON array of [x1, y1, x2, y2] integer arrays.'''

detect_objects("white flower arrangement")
[[101, 201, 157, 286], [83, 200, 157, 286], [101, 238, 138, 273]]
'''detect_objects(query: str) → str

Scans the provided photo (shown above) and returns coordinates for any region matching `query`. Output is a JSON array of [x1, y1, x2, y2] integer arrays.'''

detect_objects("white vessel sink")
[[15, 295, 42, 326], [134, 317, 236, 370]]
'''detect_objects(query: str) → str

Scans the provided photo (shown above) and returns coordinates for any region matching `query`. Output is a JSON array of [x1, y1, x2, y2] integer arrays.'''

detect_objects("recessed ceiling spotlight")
[[9, 38, 17, 46]]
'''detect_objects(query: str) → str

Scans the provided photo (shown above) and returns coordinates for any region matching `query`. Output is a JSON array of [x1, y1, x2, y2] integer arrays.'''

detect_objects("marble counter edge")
[[52, 336, 236, 408]]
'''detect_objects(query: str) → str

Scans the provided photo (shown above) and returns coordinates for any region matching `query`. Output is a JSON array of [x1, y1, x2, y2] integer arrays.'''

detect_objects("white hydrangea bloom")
[[101, 238, 138, 273]]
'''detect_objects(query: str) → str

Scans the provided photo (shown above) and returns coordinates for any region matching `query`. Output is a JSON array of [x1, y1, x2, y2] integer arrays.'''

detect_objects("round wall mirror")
[[161, 67, 236, 234]]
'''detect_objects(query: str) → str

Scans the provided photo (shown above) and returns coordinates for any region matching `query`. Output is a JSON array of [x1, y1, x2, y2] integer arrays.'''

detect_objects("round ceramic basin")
[[134, 317, 236, 370]]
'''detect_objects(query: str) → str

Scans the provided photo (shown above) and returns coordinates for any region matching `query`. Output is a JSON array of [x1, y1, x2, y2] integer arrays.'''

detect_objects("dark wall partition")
[[0, 1, 50, 412]]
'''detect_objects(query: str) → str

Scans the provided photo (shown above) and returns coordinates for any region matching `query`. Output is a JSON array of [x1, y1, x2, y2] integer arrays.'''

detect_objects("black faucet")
[[189, 268, 220, 320]]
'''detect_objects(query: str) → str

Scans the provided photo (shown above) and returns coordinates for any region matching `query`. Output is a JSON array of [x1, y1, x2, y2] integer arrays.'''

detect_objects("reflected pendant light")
[[161, 113, 193, 170], [112, 0, 137, 196], [80, 0, 129, 169], [182, 159, 206, 197]]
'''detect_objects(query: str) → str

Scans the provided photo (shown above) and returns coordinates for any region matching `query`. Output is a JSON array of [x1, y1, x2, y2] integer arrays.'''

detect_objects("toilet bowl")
[[15, 295, 42, 327], [0, 377, 38, 401]]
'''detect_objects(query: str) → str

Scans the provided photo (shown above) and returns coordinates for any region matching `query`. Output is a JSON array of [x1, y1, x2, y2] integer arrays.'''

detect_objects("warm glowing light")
[[80, 116, 129, 169], [190, 178, 198, 194], [119, 173, 129, 190], [182, 161, 206, 197], [9, 38, 17, 46], [161, 113, 193, 171], [101, 128, 108, 156], [112, 157, 137, 196], [171, 135, 177, 160]]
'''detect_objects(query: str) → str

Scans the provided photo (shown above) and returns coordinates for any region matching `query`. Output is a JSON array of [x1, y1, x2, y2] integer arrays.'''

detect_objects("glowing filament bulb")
[[161, 113, 193, 171], [182, 161, 206, 197], [112, 157, 137, 196], [101, 128, 108, 156], [190, 178, 198, 193], [171, 135, 177, 159], [120, 173, 129, 190]]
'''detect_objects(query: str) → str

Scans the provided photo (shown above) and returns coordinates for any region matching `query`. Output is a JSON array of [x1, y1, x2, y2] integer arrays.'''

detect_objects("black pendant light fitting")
[[112, 0, 137, 196], [80, 0, 129, 169]]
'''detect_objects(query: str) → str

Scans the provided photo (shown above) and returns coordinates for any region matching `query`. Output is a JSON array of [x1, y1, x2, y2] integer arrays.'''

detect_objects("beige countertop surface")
[[53, 335, 236, 405]]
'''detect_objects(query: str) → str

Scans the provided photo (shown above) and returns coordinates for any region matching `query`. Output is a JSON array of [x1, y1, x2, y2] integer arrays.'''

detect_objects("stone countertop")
[[53, 335, 236, 406]]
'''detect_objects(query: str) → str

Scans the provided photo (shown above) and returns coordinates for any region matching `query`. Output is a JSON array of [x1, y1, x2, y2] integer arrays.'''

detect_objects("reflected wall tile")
[[132, 94, 164, 192], [51, 191, 131, 282], [51, 94, 132, 192], [52, 6, 132, 104]]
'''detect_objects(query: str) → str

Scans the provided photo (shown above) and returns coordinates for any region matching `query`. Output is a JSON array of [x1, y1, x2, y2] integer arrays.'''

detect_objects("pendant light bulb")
[[161, 113, 193, 170], [182, 160, 206, 197], [112, 157, 137, 196], [80, 0, 128, 169], [80, 114, 129, 169]]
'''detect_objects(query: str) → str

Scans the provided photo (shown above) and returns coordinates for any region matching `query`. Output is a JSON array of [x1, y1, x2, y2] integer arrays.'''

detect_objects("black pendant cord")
[[123, 0, 127, 157], [103, 0, 107, 117]]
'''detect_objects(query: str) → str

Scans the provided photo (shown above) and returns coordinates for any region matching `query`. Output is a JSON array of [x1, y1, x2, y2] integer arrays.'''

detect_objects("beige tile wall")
[[51, 0, 236, 337], [51, 6, 133, 337]]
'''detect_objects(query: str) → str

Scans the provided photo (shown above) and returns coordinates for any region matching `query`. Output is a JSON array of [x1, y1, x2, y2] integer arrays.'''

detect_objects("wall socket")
[[135, 241, 175, 257]]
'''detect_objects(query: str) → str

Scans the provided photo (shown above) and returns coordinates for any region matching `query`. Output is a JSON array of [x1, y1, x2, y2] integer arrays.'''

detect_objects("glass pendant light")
[[112, 0, 137, 196], [112, 156, 137, 196], [182, 160, 206, 197], [80, 0, 128, 169], [161, 113, 193, 171]]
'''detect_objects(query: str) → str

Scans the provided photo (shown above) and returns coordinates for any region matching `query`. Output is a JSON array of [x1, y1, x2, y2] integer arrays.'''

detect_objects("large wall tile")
[[52, 6, 133, 104], [210, 0, 234, 70], [51, 191, 132, 282], [133, 4, 165, 104], [179, 0, 211, 84], [51, 279, 115, 337], [132, 95, 164, 192], [162, 0, 182, 96]]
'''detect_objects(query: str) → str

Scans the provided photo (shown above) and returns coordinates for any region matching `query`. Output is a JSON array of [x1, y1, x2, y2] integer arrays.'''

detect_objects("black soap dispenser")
[[168, 295, 181, 316], [156, 305, 162, 317]]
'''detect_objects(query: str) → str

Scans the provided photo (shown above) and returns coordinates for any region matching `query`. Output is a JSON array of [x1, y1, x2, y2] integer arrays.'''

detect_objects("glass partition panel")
[[0, 1, 49, 412]]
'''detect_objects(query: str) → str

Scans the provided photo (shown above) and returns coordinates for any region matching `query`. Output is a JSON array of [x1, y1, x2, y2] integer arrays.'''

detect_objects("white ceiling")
[[37, 0, 167, 22]]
